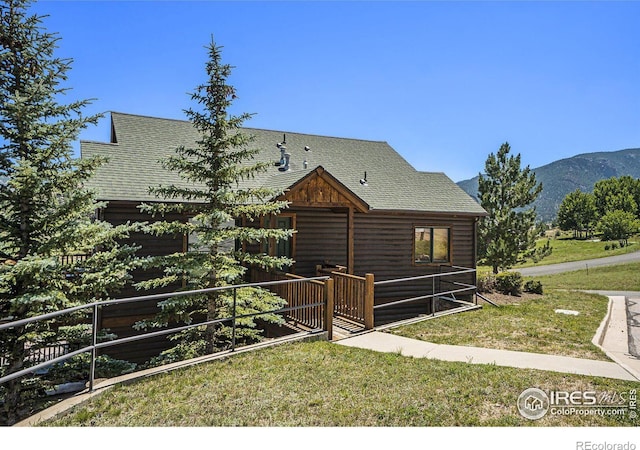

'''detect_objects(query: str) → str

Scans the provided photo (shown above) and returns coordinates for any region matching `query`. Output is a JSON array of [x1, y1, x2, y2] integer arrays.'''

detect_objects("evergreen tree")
[[136, 39, 293, 360], [478, 142, 547, 274], [0, 0, 139, 425]]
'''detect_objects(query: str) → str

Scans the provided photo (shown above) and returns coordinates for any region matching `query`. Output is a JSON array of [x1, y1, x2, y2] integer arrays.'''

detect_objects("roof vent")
[[303, 159, 308, 169], [275, 142, 287, 166], [304, 146, 310, 152], [279, 153, 291, 172], [359, 171, 368, 186]]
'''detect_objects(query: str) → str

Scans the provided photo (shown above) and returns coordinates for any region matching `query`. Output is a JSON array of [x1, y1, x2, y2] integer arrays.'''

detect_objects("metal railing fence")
[[373, 265, 478, 313], [0, 276, 331, 391]]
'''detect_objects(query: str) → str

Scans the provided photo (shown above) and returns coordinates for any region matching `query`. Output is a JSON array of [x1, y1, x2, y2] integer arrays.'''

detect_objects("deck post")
[[324, 278, 334, 341], [364, 273, 375, 329], [347, 206, 354, 274]]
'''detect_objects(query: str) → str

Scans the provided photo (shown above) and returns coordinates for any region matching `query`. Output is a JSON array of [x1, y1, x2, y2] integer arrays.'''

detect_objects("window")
[[261, 214, 296, 262], [414, 226, 450, 264], [274, 216, 293, 259]]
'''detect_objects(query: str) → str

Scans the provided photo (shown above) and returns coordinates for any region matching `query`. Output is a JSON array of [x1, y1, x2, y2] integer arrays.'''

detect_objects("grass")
[[390, 291, 610, 360], [533, 262, 640, 291], [40, 241, 640, 427], [520, 236, 638, 267], [478, 236, 639, 274], [44, 341, 638, 427]]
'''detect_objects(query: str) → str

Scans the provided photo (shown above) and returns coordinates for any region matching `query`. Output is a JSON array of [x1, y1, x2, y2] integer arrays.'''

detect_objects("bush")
[[524, 280, 544, 295], [476, 273, 497, 293], [495, 271, 523, 296]]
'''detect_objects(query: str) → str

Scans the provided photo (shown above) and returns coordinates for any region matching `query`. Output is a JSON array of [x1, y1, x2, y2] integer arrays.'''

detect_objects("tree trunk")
[[204, 252, 218, 354], [204, 293, 217, 354], [3, 328, 26, 426]]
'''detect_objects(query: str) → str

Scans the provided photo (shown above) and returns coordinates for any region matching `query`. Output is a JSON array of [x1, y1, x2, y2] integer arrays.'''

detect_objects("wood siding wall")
[[293, 208, 348, 276], [288, 208, 478, 316], [99, 202, 187, 363]]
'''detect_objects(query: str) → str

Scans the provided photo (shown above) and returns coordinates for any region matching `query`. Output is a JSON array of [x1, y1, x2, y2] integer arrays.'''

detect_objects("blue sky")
[[29, 0, 640, 182]]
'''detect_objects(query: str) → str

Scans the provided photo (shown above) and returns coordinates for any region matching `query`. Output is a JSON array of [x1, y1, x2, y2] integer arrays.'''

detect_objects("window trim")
[[413, 225, 452, 266]]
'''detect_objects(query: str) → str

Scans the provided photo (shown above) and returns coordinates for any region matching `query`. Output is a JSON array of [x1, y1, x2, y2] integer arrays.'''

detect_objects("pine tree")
[[0, 0, 140, 425], [136, 38, 293, 360], [477, 142, 546, 274]]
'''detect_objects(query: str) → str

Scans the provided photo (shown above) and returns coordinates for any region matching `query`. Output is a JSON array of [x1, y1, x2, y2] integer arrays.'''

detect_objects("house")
[[82, 112, 486, 360]]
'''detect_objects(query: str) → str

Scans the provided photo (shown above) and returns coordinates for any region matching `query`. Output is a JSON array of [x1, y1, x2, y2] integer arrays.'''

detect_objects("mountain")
[[457, 148, 640, 223]]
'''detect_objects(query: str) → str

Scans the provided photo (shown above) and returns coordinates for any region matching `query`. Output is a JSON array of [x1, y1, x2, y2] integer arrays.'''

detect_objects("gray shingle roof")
[[81, 112, 486, 215]]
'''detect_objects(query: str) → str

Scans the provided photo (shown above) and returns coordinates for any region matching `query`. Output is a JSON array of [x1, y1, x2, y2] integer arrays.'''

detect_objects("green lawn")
[[41, 244, 640, 428], [478, 237, 639, 274], [390, 291, 610, 360], [45, 341, 638, 427], [533, 262, 640, 291], [519, 236, 638, 268]]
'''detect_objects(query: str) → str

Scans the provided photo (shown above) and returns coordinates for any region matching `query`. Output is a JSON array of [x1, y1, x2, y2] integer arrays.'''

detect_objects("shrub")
[[604, 244, 610, 250], [495, 271, 523, 296], [477, 273, 497, 293], [524, 280, 544, 295]]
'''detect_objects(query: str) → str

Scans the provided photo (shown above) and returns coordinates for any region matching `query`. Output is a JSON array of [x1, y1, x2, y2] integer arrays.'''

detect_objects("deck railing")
[[58, 254, 91, 265], [330, 272, 375, 329], [0, 276, 333, 392], [0, 342, 73, 368], [250, 270, 328, 330]]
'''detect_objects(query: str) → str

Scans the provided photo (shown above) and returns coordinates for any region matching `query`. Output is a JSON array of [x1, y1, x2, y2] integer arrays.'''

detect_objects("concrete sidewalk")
[[592, 295, 640, 381], [337, 295, 640, 382]]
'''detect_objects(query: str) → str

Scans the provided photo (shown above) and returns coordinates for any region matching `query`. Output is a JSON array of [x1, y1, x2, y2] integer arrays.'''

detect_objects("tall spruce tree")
[[136, 39, 293, 360], [0, 0, 139, 424], [477, 142, 546, 274]]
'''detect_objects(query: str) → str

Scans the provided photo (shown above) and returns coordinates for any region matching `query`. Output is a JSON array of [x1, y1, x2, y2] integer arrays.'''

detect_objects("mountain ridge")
[[456, 147, 640, 222]]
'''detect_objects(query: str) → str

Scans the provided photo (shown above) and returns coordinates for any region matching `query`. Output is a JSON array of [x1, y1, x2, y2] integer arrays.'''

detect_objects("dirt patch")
[[477, 292, 544, 306]]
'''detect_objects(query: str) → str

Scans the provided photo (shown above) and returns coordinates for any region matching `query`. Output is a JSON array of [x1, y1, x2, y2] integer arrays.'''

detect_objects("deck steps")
[[332, 316, 366, 340]]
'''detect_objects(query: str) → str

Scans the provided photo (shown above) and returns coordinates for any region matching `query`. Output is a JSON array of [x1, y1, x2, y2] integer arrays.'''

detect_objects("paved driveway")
[[516, 250, 640, 277]]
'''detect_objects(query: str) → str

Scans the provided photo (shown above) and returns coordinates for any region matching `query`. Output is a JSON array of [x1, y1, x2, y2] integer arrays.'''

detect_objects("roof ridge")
[[80, 140, 119, 146], [109, 111, 390, 145]]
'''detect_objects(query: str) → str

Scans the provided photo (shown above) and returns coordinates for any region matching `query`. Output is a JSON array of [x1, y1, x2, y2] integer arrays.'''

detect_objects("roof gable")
[[281, 166, 369, 213]]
